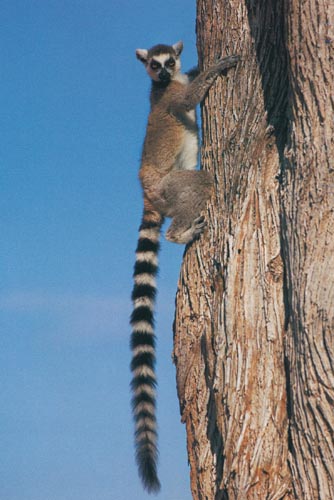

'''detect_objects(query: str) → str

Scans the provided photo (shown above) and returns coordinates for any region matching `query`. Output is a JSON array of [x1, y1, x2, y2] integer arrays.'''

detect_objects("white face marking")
[[146, 53, 181, 82], [151, 54, 171, 65]]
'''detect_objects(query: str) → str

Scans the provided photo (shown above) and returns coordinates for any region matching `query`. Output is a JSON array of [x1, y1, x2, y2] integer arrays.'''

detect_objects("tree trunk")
[[281, 1, 334, 498], [173, 1, 334, 499]]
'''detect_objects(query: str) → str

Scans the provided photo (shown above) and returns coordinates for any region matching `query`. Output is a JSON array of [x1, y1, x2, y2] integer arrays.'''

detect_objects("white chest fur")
[[175, 110, 198, 171], [175, 129, 198, 170]]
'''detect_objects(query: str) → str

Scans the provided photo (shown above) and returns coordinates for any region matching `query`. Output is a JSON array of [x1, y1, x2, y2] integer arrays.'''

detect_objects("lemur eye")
[[150, 60, 161, 70], [166, 58, 175, 67]]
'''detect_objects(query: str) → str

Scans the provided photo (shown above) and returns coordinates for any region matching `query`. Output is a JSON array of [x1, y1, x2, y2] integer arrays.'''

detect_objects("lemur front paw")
[[216, 54, 240, 72]]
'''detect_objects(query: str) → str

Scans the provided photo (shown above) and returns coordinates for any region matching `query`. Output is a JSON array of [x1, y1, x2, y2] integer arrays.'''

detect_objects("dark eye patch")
[[165, 57, 175, 67], [150, 60, 161, 70]]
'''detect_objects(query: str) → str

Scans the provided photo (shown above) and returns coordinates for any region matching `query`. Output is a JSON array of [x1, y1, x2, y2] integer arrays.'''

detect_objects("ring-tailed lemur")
[[130, 41, 239, 493]]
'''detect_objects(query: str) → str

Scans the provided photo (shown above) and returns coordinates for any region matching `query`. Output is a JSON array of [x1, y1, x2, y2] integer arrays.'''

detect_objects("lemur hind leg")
[[157, 170, 213, 244], [167, 214, 207, 244]]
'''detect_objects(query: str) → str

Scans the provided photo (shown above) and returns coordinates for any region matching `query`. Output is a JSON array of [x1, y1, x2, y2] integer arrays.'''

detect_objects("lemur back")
[[130, 41, 239, 493]]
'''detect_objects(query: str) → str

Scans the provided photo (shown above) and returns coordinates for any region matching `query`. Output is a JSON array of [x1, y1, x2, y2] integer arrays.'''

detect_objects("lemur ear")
[[172, 41, 183, 57], [136, 49, 148, 64]]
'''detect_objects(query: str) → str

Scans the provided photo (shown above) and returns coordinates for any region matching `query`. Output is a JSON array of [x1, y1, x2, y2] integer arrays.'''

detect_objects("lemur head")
[[136, 41, 183, 83]]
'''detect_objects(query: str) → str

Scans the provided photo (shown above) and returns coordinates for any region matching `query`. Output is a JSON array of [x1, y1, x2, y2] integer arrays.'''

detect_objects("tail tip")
[[139, 457, 161, 494], [143, 476, 161, 494]]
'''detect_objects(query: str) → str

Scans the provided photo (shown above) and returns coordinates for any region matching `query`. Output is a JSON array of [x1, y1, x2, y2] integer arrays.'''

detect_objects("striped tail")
[[130, 202, 163, 493]]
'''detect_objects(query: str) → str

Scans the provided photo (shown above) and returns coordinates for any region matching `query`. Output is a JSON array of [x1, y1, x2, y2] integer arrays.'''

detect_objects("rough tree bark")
[[173, 1, 334, 499]]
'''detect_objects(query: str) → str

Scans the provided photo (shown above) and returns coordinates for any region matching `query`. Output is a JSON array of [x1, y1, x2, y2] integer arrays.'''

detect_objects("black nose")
[[159, 68, 170, 81]]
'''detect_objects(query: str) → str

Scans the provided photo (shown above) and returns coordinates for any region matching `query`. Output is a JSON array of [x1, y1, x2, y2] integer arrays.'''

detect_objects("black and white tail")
[[130, 201, 164, 493]]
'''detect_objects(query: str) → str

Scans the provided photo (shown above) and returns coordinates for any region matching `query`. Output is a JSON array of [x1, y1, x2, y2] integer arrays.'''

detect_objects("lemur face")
[[136, 41, 183, 83], [146, 54, 179, 82]]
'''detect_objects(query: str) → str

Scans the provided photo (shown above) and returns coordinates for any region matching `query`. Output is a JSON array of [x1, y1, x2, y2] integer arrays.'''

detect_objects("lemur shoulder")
[[130, 40, 239, 493]]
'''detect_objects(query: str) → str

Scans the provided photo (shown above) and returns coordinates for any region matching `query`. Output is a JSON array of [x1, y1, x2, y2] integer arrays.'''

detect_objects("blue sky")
[[1, 1, 198, 499]]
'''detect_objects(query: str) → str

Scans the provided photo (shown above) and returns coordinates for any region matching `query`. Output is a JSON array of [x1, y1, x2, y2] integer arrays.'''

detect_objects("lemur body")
[[130, 41, 239, 493]]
